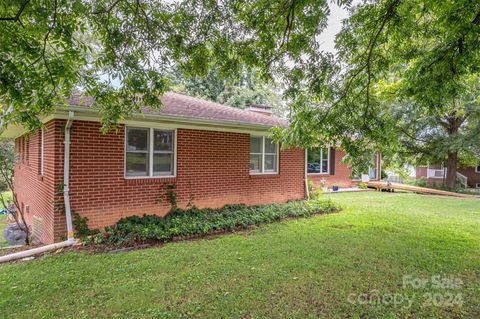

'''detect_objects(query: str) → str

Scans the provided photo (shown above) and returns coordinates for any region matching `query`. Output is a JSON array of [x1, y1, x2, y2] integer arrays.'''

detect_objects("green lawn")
[[0, 192, 479, 318], [0, 190, 12, 209], [0, 191, 13, 247]]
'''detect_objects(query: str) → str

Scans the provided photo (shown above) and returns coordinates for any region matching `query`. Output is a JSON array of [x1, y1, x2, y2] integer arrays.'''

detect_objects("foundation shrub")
[[84, 200, 337, 246]]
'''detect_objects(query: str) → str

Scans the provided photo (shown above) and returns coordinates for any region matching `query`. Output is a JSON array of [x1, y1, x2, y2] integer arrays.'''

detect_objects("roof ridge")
[[166, 91, 285, 121], [65, 91, 289, 128]]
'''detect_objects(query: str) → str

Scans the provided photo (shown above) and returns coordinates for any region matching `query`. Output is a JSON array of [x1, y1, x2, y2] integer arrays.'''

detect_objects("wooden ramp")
[[366, 181, 479, 199]]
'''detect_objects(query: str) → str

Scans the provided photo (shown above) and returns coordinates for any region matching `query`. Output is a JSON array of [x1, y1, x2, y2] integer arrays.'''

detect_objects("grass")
[[0, 190, 12, 209], [0, 191, 13, 248], [0, 192, 479, 318]]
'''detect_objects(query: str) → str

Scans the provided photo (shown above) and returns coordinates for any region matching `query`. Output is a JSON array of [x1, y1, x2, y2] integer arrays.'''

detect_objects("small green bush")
[[408, 177, 427, 187], [84, 200, 337, 246], [358, 182, 369, 189], [72, 212, 99, 237], [310, 187, 323, 200]]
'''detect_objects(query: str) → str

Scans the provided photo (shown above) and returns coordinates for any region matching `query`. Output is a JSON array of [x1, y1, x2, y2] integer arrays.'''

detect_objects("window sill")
[[124, 176, 176, 185], [249, 173, 280, 178], [307, 173, 329, 176], [124, 175, 176, 180]]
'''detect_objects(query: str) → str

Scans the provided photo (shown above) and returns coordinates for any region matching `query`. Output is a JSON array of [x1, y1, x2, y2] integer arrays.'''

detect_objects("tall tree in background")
[[172, 68, 286, 116], [275, 0, 480, 188], [1, 0, 479, 189], [379, 75, 480, 188]]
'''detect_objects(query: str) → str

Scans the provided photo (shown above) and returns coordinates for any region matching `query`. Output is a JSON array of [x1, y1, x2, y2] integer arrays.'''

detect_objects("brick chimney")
[[246, 104, 273, 116]]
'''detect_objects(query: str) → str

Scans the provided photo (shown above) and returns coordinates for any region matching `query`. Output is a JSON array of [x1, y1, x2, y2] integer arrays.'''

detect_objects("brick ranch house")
[[2, 93, 381, 244], [415, 163, 480, 189]]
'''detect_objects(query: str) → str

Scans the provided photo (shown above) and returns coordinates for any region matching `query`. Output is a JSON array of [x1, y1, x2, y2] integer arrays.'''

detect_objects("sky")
[[319, 2, 350, 54], [102, 3, 351, 86]]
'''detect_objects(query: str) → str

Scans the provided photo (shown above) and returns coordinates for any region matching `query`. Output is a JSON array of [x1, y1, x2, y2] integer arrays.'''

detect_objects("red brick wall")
[[458, 167, 480, 188], [13, 121, 59, 244], [309, 149, 354, 188], [416, 167, 427, 179], [308, 150, 381, 189], [49, 120, 306, 238], [416, 166, 480, 188], [14, 119, 383, 242]]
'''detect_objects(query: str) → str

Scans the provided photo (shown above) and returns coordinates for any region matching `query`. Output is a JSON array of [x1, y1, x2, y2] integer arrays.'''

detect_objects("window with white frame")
[[153, 130, 175, 176], [125, 127, 175, 177], [249, 136, 278, 174], [307, 147, 329, 174]]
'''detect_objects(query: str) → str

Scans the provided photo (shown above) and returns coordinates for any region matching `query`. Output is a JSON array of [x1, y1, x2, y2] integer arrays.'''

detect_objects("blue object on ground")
[[4, 223, 27, 246], [0, 208, 6, 215], [332, 185, 339, 191]]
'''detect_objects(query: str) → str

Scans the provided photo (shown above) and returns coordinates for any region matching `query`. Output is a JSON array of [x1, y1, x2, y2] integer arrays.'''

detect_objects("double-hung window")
[[153, 130, 175, 176], [307, 147, 329, 174], [125, 127, 175, 178], [249, 136, 278, 174]]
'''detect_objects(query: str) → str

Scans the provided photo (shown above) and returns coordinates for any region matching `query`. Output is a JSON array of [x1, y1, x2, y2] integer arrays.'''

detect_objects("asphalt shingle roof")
[[67, 92, 288, 128]]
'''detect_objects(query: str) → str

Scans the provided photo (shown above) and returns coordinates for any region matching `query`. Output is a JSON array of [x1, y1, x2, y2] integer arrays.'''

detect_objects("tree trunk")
[[445, 151, 457, 190]]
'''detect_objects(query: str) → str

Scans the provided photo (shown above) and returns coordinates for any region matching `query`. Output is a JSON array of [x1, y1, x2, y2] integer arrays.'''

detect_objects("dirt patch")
[[0, 243, 43, 257]]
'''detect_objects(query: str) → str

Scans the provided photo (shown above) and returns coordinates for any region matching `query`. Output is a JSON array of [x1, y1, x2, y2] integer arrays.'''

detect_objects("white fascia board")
[[1, 107, 280, 138], [54, 107, 277, 136], [0, 124, 25, 139]]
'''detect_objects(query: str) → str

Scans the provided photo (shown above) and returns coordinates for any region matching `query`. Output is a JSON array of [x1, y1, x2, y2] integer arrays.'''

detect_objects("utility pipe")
[[0, 241, 74, 263], [64, 111, 75, 241]]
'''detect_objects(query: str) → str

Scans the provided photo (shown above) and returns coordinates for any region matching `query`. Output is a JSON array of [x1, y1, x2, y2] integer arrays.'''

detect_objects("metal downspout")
[[0, 111, 76, 263], [64, 111, 75, 241], [305, 149, 310, 200]]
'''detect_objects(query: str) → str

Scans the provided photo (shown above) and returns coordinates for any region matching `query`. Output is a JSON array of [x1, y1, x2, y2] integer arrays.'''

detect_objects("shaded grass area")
[[0, 193, 479, 318], [0, 191, 12, 209], [0, 191, 13, 248]]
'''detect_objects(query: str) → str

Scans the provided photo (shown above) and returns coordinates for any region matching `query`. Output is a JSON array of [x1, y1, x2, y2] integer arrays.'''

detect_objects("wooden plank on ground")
[[366, 181, 480, 199]]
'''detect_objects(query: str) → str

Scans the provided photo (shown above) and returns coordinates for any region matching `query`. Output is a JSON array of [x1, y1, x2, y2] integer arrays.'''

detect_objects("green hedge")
[[84, 200, 337, 246]]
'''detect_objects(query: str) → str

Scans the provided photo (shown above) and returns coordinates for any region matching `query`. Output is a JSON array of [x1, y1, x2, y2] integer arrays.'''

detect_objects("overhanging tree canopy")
[[0, 0, 330, 131], [1, 0, 479, 188], [273, 0, 480, 187]]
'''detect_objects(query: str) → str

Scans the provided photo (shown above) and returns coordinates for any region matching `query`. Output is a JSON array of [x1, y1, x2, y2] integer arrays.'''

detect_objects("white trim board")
[[1, 107, 280, 139]]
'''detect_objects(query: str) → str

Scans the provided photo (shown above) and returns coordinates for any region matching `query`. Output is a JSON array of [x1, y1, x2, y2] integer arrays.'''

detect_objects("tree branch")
[[91, 0, 122, 15], [421, 10, 480, 72], [0, 0, 30, 22], [42, 0, 59, 95]]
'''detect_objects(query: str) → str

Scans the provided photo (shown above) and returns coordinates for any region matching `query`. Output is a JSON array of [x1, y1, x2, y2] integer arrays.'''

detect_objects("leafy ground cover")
[[0, 192, 479, 318], [83, 200, 336, 246]]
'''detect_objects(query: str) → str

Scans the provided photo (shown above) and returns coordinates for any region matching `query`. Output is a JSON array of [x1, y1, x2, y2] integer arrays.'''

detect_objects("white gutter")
[[62, 106, 285, 131], [64, 111, 75, 241], [1, 106, 285, 139]]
